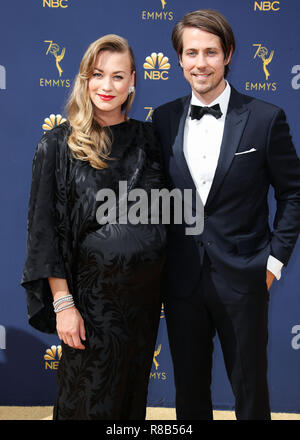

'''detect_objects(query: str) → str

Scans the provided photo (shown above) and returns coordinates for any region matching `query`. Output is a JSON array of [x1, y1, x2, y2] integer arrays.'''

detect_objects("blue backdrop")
[[0, 0, 299, 412]]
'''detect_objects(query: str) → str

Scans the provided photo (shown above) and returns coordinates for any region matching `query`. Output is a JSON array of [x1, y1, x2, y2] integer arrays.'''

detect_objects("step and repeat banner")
[[0, 0, 299, 412]]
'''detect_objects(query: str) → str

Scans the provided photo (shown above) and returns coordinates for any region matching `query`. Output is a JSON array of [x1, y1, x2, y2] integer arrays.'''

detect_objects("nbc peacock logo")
[[143, 52, 170, 80], [42, 114, 67, 132], [44, 345, 62, 370]]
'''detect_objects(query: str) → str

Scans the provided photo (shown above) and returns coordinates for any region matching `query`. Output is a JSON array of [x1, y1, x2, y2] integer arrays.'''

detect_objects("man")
[[152, 9, 300, 420]]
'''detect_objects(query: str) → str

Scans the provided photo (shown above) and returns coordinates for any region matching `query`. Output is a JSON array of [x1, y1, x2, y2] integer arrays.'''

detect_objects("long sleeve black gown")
[[21, 119, 166, 420]]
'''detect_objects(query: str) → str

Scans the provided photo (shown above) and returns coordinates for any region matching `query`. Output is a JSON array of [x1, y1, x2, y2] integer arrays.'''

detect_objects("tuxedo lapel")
[[168, 89, 250, 207], [205, 88, 250, 208], [170, 95, 197, 190]]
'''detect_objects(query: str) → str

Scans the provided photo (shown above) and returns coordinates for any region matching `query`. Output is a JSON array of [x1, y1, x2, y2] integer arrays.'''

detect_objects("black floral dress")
[[21, 119, 166, 419]]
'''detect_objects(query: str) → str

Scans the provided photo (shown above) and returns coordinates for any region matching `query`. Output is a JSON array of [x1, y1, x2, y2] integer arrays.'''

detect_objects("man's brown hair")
[[172, 9, 235, 77]]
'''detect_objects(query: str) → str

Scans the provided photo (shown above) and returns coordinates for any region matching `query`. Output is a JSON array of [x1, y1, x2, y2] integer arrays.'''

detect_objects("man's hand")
[[266, 270, 275, 290]]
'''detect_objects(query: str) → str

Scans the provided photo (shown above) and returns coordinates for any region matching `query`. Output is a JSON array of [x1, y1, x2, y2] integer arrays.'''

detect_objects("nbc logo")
[[42, 114, 67, 132], [143, 52, 170, 80], [43, 0, 69, 7], [44, 345, 62, 370], [253, 1, 280, 11]]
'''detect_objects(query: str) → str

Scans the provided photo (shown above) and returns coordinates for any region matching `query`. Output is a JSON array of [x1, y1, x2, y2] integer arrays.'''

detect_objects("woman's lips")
[[98, 94, 115, 101]]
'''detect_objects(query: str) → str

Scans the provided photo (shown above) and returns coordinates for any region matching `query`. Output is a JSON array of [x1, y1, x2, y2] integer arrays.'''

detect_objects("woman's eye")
[[93, 72, 102, 78]]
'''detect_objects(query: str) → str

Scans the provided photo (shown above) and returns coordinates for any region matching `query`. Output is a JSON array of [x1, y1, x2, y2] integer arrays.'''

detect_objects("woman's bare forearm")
[[48, 277, 70, 300]]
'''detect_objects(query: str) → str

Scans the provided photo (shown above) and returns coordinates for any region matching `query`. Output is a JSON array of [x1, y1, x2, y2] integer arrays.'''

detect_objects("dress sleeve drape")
[[21, 130, 67, 334]]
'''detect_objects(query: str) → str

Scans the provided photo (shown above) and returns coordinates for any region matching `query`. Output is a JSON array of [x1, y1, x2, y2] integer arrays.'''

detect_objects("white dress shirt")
[[183, 81, 283, 280]]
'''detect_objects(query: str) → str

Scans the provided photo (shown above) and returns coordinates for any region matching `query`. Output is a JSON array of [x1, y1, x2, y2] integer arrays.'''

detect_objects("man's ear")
[[225, 46, 233, 66], [179, 55, 183, 68]]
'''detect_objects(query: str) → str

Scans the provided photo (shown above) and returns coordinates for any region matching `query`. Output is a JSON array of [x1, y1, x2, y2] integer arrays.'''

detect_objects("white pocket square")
[[235, 148, 257, 156]]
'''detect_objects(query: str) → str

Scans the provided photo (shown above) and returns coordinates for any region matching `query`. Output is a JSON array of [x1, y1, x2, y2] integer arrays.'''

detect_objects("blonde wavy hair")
[[66, 34, 136, 170]]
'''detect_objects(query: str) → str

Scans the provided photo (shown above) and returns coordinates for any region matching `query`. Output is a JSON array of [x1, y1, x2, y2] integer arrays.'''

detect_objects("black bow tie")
[[190, 103, 222, 120]]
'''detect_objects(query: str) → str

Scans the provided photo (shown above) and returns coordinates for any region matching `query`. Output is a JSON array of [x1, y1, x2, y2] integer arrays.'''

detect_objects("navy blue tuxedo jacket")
[[152, 86, 300, 297]]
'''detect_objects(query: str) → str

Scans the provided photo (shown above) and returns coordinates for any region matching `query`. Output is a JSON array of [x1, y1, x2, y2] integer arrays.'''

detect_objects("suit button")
[[207, 241, 212, 246]]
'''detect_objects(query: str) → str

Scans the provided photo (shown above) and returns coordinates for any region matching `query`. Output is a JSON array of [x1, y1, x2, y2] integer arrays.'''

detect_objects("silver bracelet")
[[54, 302, 75, 314], [53, 294, 73, 307], [53, 294, 74, 313]]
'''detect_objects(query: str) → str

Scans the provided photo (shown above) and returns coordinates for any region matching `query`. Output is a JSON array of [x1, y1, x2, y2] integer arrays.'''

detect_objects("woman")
[[21, 35, 166, 420]]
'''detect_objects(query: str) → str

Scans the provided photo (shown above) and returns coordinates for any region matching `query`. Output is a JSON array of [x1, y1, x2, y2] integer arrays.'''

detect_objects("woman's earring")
[[128, 85, 135, 94]]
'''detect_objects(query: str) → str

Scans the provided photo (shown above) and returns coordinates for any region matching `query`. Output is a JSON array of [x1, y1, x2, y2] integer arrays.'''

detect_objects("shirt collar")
[[190, 80, 231, 119]]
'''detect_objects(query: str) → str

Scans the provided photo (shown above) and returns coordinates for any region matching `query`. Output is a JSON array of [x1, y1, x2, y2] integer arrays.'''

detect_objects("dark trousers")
[[164, 254, 271, 420]]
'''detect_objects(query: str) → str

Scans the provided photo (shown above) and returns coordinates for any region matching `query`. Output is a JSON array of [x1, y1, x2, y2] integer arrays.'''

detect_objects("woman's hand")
[[48, 278, 86, 350], [56, 306, 86, 350]]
